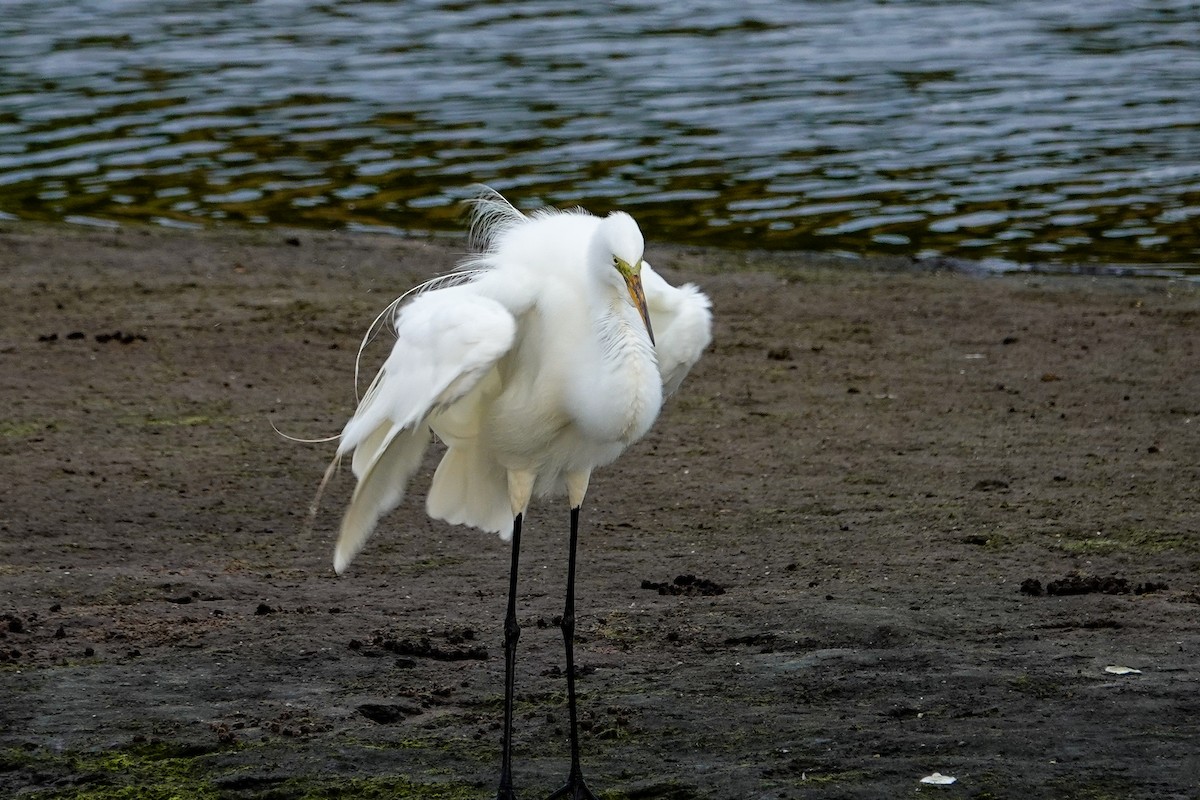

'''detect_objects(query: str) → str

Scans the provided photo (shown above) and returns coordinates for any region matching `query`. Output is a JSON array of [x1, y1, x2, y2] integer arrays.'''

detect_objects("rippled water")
[[2, 1, 1199, 274]]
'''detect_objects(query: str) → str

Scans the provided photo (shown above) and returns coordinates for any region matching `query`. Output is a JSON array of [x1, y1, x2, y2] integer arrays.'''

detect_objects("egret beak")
[[624, 272, 655, 346]]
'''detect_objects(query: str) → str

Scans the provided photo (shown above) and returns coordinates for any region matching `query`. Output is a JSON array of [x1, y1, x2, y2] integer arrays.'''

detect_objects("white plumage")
[[322, 188, 711, 798], [329, 191, 711, 573]]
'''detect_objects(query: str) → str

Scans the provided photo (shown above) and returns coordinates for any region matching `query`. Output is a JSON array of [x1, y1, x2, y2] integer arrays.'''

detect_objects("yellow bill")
[[624, 269, 655, 346]]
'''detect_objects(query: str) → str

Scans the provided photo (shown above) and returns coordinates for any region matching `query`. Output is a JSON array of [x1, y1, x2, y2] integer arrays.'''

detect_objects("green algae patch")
[[264, 776, 479, 799], [5, 744, 481, 800], [11, 743, 220, 800], [0, 419, 56, 438], [1053, 525, 1199, 556]]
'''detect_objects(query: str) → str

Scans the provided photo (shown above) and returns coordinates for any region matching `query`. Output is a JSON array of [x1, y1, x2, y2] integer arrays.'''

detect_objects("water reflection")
[[1, 0, 1198, 273]]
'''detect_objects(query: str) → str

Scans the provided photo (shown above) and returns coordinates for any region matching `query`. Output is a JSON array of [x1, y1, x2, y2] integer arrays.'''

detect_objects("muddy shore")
[[1, 222, 1198, 799]]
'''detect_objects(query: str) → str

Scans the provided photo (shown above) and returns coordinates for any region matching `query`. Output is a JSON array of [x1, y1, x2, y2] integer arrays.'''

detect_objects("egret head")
[[596, 212, 654, 345]]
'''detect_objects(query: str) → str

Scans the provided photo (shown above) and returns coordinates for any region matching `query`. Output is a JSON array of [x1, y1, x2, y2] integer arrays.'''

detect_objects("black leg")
[[548, 506, 597, 800], [497, 512, 523, 800]]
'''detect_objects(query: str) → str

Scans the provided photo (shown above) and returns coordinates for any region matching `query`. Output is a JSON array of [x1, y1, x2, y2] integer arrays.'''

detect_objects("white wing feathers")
[[338, 289, 517, 452], [328, 255, 706, 574], [332, 289, 517, 573], [334, 425, 428, 574], [643, 262, 713, 396]]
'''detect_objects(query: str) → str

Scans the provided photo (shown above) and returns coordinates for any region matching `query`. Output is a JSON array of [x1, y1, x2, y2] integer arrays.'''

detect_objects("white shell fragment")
[[1104, 665, 1142, 675], [919, 772, 957, 785]]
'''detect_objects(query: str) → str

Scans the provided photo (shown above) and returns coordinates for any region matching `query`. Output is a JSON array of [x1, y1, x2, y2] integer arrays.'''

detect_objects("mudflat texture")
[[1, 223, 1198, 799]]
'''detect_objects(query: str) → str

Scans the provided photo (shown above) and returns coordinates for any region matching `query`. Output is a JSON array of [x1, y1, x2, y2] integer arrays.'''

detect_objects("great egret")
[[324, 189, 712, 799]]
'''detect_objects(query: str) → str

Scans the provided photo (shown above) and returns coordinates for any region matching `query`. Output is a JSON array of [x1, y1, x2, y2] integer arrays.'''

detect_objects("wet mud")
[[1, 224, 1198, 798]]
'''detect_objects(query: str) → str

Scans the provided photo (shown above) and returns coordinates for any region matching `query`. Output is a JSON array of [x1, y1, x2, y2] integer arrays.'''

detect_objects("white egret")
[[323, 188, 711, 799]]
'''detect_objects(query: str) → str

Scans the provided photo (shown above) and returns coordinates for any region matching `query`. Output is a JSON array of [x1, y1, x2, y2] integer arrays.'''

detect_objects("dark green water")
[[2, 1, 1199, 276]]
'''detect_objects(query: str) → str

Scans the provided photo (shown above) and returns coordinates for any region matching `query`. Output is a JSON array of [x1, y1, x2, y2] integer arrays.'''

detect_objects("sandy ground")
[[1, 222, 1198, 799]]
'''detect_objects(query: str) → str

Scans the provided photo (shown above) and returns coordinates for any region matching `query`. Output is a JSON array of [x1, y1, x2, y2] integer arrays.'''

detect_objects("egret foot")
[[546, 771, 597, 800]]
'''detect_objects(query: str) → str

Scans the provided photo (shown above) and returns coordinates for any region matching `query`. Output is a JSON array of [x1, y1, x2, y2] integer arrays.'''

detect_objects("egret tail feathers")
[[334, 424, 430, 574], [426, 444, 512, 538], [350, 419, 391, 479], [642, 263, 713, 396]]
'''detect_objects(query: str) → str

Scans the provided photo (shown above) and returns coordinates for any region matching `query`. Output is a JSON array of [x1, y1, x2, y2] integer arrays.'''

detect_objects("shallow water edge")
[[4, 217, 1197, 287]]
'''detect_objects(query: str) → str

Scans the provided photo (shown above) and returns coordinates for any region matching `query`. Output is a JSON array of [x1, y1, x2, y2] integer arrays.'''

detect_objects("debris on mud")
[[919, 772, 957, 786], [640, 574, 726, 597], [1019, 578, 1043, 596], [723, 632, 785, 653], [358, 629, 488, 661], [543, 664, 597, 678], [209, 709, 328, 742], [1019, 573, 1169, 597], [36, 329, 148, 344], [357, 703, 423, 724], [1104, 665, 1142, 676], [95, 330, 148, 344]]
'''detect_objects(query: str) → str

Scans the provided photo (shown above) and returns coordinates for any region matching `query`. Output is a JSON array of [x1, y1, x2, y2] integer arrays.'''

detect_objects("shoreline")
[[4, 216, 1198, 285], [2, 221, 1199, 798]]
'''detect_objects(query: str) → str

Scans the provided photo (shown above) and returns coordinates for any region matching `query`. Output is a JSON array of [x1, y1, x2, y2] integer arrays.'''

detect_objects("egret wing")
[[339, 288, 517, 455], [642, 261, 712, 395], [333, 289, 517, 572]]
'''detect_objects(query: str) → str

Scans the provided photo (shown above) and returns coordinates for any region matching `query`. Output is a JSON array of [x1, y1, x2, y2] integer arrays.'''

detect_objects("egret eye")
[[613, 256, 638, 278]]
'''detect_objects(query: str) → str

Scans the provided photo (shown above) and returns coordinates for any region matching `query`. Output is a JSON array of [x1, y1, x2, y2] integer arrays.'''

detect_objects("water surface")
[[2, 1, 1199, 273]]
